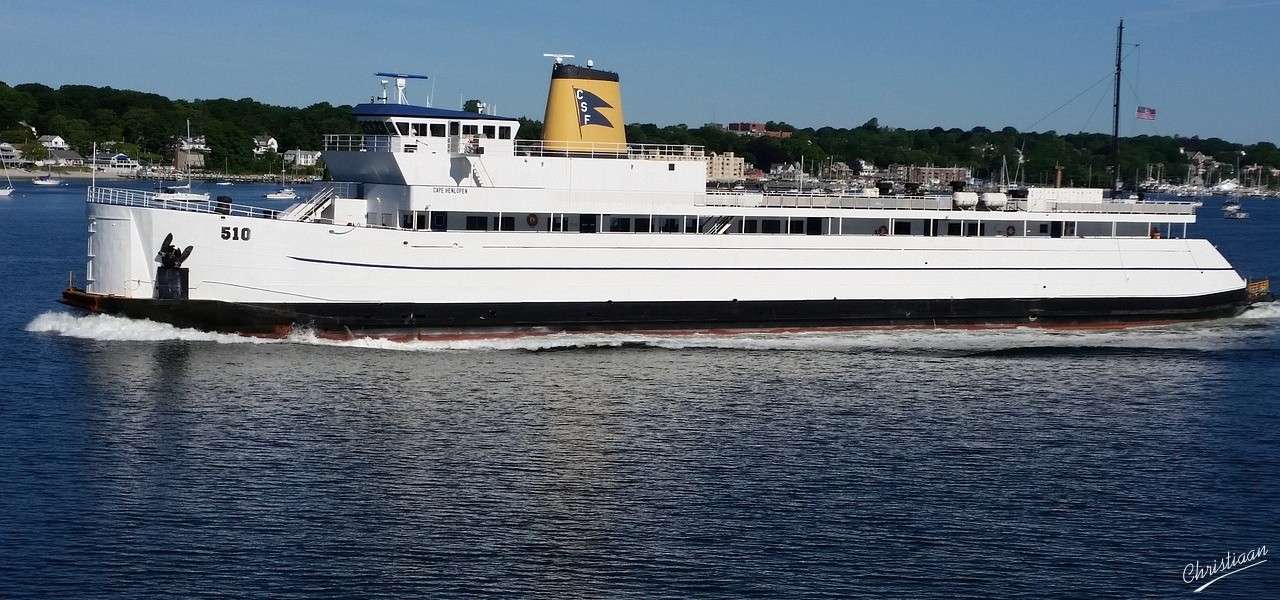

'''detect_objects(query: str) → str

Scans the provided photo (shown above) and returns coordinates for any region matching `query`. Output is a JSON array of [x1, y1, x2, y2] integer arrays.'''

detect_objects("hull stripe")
[[287, 256, 1235, 272]]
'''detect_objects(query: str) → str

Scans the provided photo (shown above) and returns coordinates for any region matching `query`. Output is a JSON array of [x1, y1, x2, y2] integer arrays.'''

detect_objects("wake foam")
[[24, 309, 1277, 354], [1240, 301, 1280, 320], [25, 311, 278, 345]]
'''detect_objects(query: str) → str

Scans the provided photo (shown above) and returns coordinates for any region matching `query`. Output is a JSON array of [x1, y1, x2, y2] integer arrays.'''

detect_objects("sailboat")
[[215, 157, 234, 185], [264, 158, 297, 200], [0, 160, 14, 196], [156, 121, 211, 201], [31, 157, 62, 186]]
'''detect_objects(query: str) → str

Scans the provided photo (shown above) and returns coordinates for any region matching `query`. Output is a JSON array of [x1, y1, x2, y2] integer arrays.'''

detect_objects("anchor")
[[155, 233, 193, 299]]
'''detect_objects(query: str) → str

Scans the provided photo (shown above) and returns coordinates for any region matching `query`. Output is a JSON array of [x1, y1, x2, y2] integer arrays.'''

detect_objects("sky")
[[3, 0, 1279, 143]]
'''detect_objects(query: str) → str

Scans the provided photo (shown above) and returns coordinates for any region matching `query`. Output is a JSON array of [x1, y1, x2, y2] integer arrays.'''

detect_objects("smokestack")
[[542, 61, 626, 151]]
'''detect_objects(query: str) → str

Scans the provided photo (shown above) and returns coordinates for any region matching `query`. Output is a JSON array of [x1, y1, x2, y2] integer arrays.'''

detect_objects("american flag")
[[1136, 106, 1157, 121]]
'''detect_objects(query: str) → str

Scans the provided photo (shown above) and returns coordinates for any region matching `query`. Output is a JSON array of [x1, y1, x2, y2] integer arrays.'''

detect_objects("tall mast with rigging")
[[1111, 19, 1124, 191]]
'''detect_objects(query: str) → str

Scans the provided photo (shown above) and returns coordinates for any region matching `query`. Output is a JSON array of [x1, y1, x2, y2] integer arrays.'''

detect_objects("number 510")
[[221, 226, 251, 241]]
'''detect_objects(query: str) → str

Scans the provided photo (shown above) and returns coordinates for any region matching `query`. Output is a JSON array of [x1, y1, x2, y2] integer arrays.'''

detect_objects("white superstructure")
[[64, 62, 1255, 334]]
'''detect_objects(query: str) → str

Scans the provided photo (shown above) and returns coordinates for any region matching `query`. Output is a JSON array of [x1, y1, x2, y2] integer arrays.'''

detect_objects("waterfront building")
[[44, 148, 84, 167], [706, 152, 745, 183], [253, 135, 279, 156], [89, 152, 142, 173], [37, 135, 70, 151], [284, 149, 323, 167], [173, 135, 209, 171], [821, 161, 856, 181], [887, 164, 971, 186], [0, 142, 23, 164]]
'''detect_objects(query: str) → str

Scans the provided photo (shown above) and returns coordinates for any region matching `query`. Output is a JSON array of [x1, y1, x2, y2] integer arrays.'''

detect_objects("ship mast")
[[1110, 19, 1124, 191]]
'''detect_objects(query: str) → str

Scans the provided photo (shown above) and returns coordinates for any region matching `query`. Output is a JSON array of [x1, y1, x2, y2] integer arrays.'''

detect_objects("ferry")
[[60, 61, 1266, 335]]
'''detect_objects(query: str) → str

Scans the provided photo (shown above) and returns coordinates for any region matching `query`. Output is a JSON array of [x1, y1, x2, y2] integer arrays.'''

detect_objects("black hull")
[[60, 288, 1251, 336]]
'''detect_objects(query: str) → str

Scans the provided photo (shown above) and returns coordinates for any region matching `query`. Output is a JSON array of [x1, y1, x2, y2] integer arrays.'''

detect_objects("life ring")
[[527, 213, 539, 227], [1005, 225, 1016, 237]]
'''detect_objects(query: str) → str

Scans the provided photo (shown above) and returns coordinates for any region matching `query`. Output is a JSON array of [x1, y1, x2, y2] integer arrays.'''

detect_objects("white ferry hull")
[[63, 202, 1250, 334]]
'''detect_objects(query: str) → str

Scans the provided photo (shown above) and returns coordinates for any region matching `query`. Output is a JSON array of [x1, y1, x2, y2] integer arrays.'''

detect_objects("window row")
[[359, 120, 512, 139], [371, 211, 1183, 238]]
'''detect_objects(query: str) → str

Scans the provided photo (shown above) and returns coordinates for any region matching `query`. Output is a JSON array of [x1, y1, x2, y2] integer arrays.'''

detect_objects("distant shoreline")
[[3, 169, 315, 183], [5, 169, 122, 180]]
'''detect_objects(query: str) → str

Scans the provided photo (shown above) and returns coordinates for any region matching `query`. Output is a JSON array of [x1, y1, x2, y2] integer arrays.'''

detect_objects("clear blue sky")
[[4, 0, 1278, 143]]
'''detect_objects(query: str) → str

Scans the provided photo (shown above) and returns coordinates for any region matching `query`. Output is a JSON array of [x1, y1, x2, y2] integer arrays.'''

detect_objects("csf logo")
[[574, 87, 613, 128]]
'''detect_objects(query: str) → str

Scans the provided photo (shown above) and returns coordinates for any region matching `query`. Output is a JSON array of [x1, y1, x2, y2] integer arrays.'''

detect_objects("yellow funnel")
[[542, 62, 625, 152]]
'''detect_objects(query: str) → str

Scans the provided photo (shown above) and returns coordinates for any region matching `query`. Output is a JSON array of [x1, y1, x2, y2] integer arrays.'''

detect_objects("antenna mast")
[[374, 72, 429, 104], [1111, 19, 1124, 191], [542, 53, 576, 64]]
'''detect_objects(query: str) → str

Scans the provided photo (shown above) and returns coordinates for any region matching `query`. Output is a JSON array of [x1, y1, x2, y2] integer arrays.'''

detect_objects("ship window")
[[499, 126, 511, 140], [789, 220, 804, 234], [416, 213, 428, 230], [634, 217, 651, 233], [668, 163, 675, 171], [483, 125, 496, 139], [449, 121, 460, 135], [894, 221, 912, 235], [947, 222, 963, 236], [744, 219, 759, 233], [360, 121, 386, 135], [660, 218, 679, 233], [395, 122, 410, 136], [609, 217, 631, 232], [579, 214, 598, 233], [412, 123, 428, 136], [431, 211, 448, 231], [1039, 223, 1050, 235], [762, 220, 782, 234], [466, 216, 488, 231], [430, 123, 446, 137], [462, 124, 478, 135], [493, 216, 514, 231], [685, 217, 697, 233], [965, 223, 985, 237]]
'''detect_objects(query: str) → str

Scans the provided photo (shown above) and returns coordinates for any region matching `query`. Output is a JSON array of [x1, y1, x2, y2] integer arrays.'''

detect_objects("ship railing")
[[702, 192, 952, 210], [323, 134, 393, 153], [1010, 200, 1198, 215], [513, 140, 706, 161], [702, 191, 1201, 215], [86, 186, 280, 220]]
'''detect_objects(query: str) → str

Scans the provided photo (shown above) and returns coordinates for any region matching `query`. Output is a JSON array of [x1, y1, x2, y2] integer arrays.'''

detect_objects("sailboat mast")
[[1110, 19, 1124, 190]]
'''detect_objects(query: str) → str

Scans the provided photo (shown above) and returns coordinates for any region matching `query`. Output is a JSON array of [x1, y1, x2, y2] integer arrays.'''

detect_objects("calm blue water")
[[2, 182, 1278, 598]]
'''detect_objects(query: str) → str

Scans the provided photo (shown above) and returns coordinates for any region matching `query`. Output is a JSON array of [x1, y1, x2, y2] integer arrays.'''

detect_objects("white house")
[[90, 152, 141, 172], [38, 135, 70, 150], [252, 135, 278, 156], [0, 142, 22, 164], [283, 149, 322, 167]]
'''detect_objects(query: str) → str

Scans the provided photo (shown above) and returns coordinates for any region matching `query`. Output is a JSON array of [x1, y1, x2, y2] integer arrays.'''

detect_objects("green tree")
[[22, 140, 48, 162]]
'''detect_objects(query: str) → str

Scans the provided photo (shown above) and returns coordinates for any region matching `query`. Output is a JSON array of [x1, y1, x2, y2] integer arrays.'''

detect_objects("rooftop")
[[352, 103, 520, 122]]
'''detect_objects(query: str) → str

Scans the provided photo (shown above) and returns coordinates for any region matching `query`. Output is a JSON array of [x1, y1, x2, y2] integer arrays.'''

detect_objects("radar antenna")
[[374, 72, 429, 104], [542, 53, 575, 64]]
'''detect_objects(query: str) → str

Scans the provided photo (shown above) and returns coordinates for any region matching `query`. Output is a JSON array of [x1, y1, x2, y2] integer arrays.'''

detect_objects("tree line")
[[3, 81, 1277, 185], [0, 82, 357, 173]]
